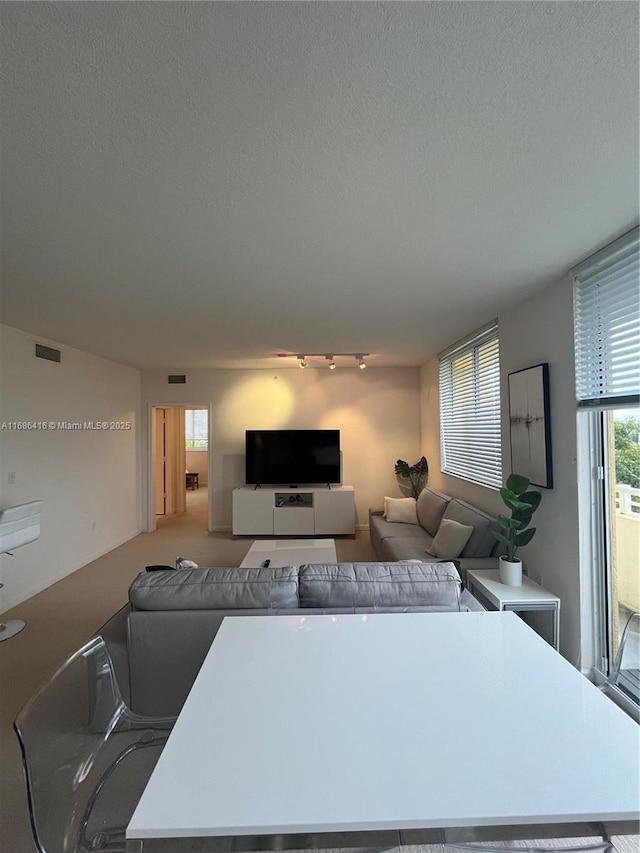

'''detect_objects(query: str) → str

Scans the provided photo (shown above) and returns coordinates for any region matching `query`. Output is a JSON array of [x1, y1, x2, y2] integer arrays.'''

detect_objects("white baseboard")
[[0, 528, 141, 614], [215, 525, 369, 534]]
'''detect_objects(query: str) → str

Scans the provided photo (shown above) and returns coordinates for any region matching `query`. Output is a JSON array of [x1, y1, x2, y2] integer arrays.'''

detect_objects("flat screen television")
[[245, 429, 341, 486]]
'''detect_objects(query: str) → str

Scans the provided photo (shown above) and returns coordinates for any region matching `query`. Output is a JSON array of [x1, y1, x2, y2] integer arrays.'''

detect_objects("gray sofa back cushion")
[[416, 487, 451, 536], [443, 500, 499, 558], [128, 567, 299, 611], [299, 562, 461, 608]]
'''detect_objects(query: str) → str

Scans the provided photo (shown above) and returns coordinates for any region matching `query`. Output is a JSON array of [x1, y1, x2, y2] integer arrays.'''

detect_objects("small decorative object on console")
[[493, 473, 542, 587]]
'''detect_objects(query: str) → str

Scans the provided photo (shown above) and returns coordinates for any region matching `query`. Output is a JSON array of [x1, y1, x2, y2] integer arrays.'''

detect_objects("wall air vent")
[[35, 343, 61, 363], [168, 374, 186, 384]]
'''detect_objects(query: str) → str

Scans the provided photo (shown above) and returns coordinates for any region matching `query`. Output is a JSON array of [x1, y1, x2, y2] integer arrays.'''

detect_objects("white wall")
[[142, 367, 422, 531], [420, 278, 583, 667], [186, 449, 208, 486], [0, 325, 141, 612]]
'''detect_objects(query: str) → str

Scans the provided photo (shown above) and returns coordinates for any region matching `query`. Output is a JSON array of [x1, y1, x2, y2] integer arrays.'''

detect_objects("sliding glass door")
[[607, 408, 640, 659], [572, 226, 639, 684]]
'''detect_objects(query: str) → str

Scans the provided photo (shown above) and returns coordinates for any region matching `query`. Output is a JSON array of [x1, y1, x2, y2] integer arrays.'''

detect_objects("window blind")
[[439, 322, 502, 489], [573, 226, 640, 408], [185, 409, 208, 448]]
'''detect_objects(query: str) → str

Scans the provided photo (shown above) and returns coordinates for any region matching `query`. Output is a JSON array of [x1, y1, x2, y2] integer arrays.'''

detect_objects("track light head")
[[292, 352, 368, 369]]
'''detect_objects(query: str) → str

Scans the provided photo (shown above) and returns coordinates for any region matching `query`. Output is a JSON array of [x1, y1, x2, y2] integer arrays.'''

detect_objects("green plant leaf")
[[395, 460, 410, 477], [506, 473, 530, 495], [513, 509, 533, 527], [514, 527, 536, 547], [493, 532, 512, 548], [519, 490, 542, 511], [395, 456, 428, 499], [500, 492, 531, 512], [498, 515, 523, 529]]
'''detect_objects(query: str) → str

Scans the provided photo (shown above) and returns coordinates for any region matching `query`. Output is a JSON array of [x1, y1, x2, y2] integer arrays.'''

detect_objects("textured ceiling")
[[1, 1, 638, 369]]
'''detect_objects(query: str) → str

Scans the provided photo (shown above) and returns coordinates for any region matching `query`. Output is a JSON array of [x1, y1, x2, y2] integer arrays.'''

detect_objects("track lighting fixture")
[[287, 353, 369, 368]]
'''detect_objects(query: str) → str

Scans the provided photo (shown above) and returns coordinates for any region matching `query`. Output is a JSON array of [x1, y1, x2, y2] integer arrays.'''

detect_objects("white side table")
[[466, 569, 561, 650]]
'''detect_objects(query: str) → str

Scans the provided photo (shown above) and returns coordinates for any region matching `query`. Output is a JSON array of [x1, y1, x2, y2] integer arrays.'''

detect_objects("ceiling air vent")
[[168, 374, 186, 384], [35, 343, 61, 363]]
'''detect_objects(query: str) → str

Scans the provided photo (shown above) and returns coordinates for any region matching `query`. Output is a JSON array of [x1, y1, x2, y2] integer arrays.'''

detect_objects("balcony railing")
[[615, 484, 640, 516], [613, 484, 639, 634]]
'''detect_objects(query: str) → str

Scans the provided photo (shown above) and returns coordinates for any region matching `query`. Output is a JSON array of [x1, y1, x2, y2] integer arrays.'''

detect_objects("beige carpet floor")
[[0, 488, 375, 852]]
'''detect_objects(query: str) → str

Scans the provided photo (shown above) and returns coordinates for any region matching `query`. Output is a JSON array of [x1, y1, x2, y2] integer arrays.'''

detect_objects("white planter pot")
[[499, 556, 522, 587]]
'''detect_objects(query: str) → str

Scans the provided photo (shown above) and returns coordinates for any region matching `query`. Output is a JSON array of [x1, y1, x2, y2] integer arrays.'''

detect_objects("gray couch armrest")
[[460, 589, 486, 612], [453, 556, 500, 587], [457, 557, 500, 570]]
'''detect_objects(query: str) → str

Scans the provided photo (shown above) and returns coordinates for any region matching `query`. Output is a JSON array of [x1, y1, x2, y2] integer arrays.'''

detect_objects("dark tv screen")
[[245, 430, 341, 486]]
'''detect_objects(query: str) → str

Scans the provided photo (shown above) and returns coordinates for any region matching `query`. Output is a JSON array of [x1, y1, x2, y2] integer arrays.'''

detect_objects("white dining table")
[[126, 611, 640, 851]]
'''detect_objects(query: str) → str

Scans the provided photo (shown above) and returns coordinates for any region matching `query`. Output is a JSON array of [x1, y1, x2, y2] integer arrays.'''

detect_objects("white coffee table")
[[127, 612, 640, 850], [239, 538, 337, 568]]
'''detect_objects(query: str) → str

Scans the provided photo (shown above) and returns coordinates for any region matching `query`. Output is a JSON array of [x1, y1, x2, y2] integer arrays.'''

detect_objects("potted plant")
[[394, 456, 429, 499], [493, 473, 542, 586]]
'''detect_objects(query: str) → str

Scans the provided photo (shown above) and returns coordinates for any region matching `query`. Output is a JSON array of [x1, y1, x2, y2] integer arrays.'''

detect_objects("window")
[[185, 409, 208, 450], [439, 322, 501, 489], [573, 226, 639, 683]]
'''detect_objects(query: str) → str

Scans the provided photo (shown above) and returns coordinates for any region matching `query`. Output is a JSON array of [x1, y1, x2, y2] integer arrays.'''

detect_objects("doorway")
[[150, 405, 211, 530]]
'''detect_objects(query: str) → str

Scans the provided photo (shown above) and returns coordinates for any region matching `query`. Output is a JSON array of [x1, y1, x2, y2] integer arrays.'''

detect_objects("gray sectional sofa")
[[124, 561, 484, 716], [369, 486, 501, 582]]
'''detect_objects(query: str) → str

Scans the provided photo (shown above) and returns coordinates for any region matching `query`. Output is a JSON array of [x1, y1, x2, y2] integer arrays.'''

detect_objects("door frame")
[[145, 402, 214, 533]]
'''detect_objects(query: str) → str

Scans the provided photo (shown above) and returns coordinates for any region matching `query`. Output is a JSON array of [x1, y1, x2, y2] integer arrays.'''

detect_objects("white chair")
[[14, 635, 176, 852], [600, 611, 640, 721]]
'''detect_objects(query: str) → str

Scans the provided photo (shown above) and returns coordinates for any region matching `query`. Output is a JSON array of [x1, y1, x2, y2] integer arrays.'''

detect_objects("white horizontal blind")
[[573, 226, 640, 408], [439, 323, 502, 489], [185, 409, 208, 448]]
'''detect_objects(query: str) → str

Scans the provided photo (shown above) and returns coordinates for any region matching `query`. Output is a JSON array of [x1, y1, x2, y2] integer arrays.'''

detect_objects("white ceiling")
[[1, 2, 638, 370]]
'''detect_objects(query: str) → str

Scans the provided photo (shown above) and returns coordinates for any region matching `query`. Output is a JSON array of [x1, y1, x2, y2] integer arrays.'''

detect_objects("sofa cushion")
[[384, 496, 419, 524], [442, 500, 499, 558], [380, 535, 434, 562], [129, 567, 299, 611], [416, 487, 450, 536], [370, 512, 431, 542], [426, 518, 474, 559], [299, 562, 461, 608]]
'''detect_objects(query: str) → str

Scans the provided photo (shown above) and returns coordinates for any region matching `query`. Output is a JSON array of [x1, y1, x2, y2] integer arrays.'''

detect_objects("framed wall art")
[[508, 362, 553, 489]]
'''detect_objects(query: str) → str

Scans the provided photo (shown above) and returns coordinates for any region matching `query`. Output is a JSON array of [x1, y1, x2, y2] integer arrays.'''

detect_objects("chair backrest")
[[610, 611, 640, 703], [14, 635, 161, 853]]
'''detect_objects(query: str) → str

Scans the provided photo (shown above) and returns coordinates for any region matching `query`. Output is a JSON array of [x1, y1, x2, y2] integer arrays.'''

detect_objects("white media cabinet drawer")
[[273, 506, 314, 535], [232, 486, 355, 537]]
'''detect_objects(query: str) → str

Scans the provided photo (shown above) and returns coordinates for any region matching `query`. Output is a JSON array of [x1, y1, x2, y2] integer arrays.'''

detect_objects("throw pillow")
[[426, 518, 473, 559], [384, 496, 419, 524]]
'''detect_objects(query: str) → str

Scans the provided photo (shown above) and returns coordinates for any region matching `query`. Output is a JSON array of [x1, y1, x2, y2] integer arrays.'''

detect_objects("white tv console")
[[232, 486, 355, 537]]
